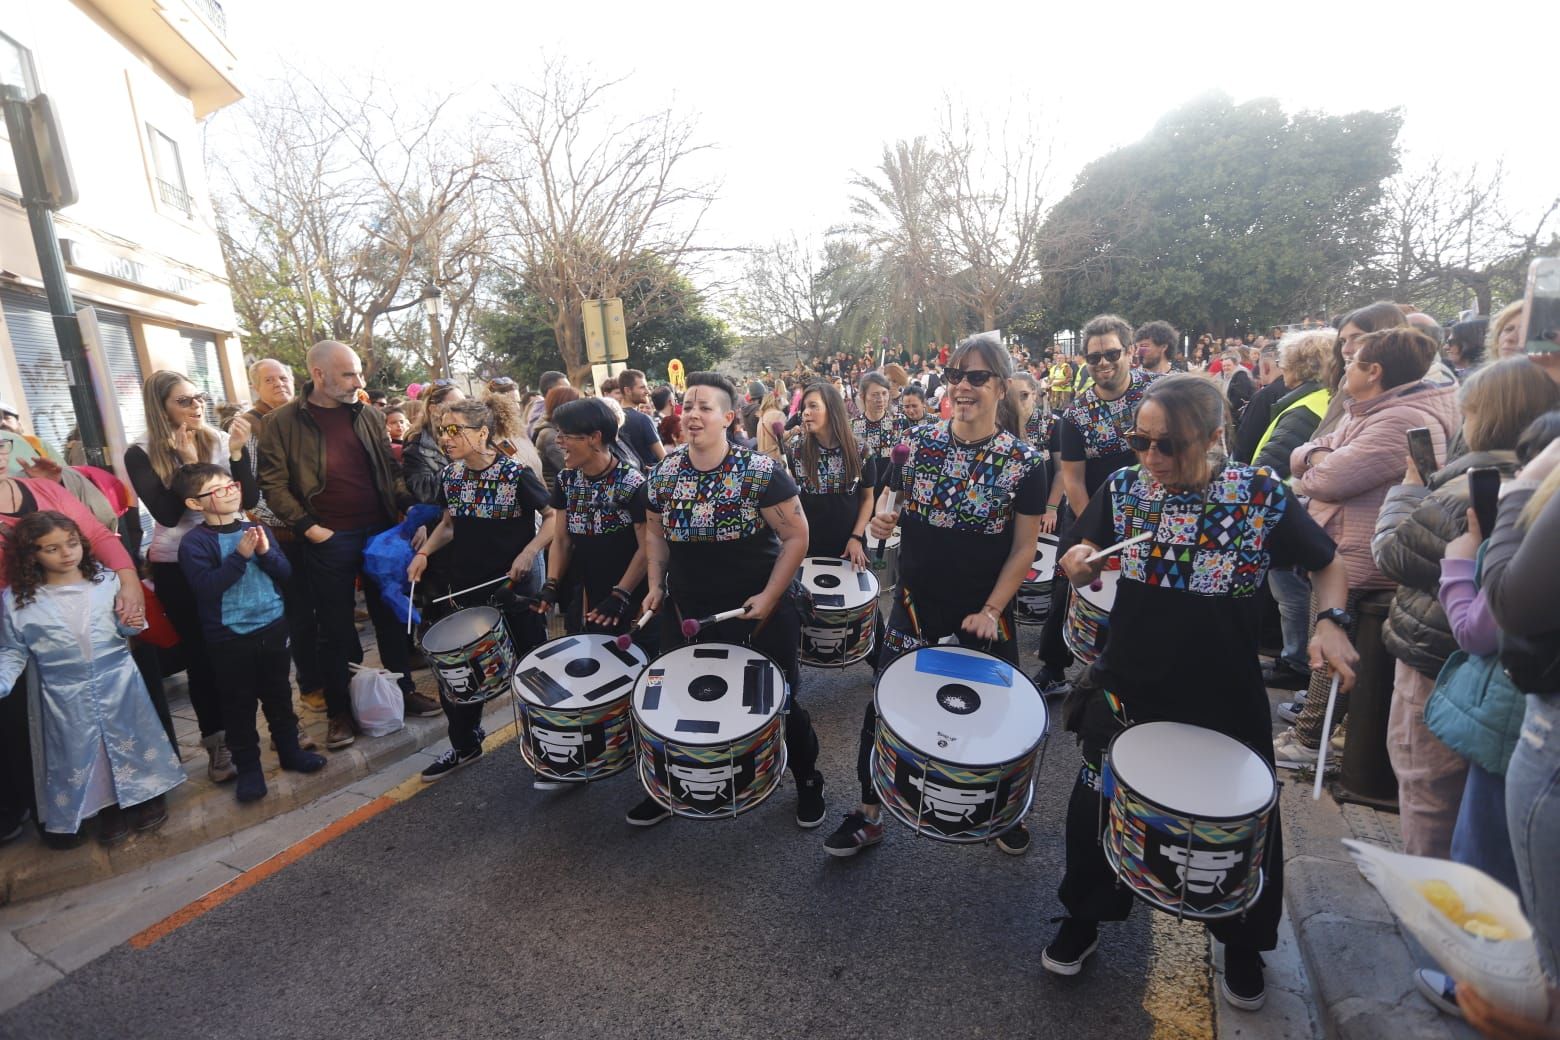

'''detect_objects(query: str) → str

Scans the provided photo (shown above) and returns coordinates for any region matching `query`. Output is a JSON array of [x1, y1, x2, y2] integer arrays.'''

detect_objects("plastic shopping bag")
[[349, 664, 406, 738], [1344, 839, 1549, 1021]]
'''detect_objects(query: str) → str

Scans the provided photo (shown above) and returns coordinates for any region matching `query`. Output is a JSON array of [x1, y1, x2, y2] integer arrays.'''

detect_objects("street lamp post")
[[421, 284, 445, 379]]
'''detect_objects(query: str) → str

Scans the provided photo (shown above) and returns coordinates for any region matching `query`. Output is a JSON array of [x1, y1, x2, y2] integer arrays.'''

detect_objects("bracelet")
[[981, 604, 1001, 618], [414, 551, 429, 558], [851, 533, 868, 546], [610, 586, 631, 600], [1045, 504, 1059, 512]]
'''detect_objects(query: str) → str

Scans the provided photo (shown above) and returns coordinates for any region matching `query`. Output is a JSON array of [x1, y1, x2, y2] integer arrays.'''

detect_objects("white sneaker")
[[1273, 729, 1318, 770]]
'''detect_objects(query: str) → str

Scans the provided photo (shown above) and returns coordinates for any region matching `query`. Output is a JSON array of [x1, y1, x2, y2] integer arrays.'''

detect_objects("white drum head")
[[1110, 721, 1274, 818], [1077, 569, 1120, 611], [422, 606, 501, 654], [800, 557, 879, 610], [634, 643, 785, 746], [1029, 535, 1060, 581], [513, 634, 647, 710], [876, 647, 1047, 766]]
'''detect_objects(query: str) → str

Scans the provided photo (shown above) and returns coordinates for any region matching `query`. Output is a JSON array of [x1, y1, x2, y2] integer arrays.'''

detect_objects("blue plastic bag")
[[362, 504, 440, 627]]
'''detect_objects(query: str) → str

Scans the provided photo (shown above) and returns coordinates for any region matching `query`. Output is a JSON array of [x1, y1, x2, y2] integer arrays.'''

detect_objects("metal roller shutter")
[[92, 307, 148, 442], [184, 330, 224, 401], [1, 288, 74, 456]]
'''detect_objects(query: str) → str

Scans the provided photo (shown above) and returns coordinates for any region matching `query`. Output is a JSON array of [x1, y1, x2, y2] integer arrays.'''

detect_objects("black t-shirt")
[[1073, 461, 1335, 735], [1059, 368, 1157, 498], [643, 445, 798, 615], [896, 423, 1048, 623], [619, 408, 661, 468], [783, 431, 862, 557], [437, 454, 550, 592], [549, 459, 647, 603]]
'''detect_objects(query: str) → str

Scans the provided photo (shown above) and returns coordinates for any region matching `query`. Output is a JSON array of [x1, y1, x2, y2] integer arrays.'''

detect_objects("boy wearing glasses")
[[176, 463, 327, 803]]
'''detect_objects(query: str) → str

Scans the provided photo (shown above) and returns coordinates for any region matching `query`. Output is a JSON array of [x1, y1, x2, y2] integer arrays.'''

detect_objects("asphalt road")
[[0, 631, 1214, 1040]]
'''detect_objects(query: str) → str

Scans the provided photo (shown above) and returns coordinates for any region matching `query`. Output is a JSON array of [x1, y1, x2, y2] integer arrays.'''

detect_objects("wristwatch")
[[1315, 607, 1353, 629]]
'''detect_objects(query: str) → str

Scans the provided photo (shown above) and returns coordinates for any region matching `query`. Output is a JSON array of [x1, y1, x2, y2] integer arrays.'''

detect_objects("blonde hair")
[[1521, 467, 1560, 530], [1276, 329, 1336, 386], [1460, 358, 1560, 453], [141, 370, 220, 486], [1488, 300, 1525, 354]]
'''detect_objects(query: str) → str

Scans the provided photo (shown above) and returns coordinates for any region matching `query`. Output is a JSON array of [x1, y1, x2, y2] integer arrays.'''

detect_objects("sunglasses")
[[437, 424, 482, 438], [173, 394, 210, 408], [1084, 349, 1124, 367], [942, 367, 998, 387], [1126, 433, 1181, 455], [194, 481, 240, 499]]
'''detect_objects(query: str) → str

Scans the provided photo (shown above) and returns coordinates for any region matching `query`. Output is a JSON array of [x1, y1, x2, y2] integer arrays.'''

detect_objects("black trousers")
[[856, 592, 1020, 805], [1036, 508, 1080, 673], [301, 527, 413, 719], [1057, 691, 1285, 951], [428, 591, 545, 756], [0, 675, 33, 818], [152, 561, 224, 737], [274, 530, 322, 693], [210, 622, 300, 771], [658, 592, 820, 783]]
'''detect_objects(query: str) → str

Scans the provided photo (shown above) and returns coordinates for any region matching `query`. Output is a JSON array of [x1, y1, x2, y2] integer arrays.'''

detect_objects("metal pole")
[[1, 89, 107, 467], [427, 304, 446, 380]]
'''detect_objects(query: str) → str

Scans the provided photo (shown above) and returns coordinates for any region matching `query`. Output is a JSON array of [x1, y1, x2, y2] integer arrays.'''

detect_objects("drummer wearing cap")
[[825, 332, 1048, 859], [1044, 374, 1358, 1012], [631, 371, 827, 830]]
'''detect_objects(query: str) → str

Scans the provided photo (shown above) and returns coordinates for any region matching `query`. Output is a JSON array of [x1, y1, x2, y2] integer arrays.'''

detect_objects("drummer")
[[632, 372, 827, 829], [783, 381, 873, 566], [1045, 374, 1357, 1013], [1034, 315, 1159, 697], [898, 386, 935, 432], [406, 398, 552, 783], [851, 371, 908, 464], [824, 331, 1048, 859], [534, 398, 649, 638]]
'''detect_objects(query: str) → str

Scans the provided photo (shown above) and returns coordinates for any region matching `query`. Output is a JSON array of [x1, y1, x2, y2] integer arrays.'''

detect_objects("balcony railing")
[[156, 177, 192, 215], [188, 0, 227, 36]]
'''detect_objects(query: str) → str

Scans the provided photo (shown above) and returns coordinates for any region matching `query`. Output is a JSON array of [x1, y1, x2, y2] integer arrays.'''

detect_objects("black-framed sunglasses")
[[1126, 432, 1180, 455], [488, 377, 516, 389], [173, 393, 210, 408], [942, 367, 998, 387], [436, 424, 482, 439], [1084, 349, 1123, 367]]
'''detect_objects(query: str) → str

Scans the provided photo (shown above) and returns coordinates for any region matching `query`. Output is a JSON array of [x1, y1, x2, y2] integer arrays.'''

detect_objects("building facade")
[[0, 0, 243, 459]]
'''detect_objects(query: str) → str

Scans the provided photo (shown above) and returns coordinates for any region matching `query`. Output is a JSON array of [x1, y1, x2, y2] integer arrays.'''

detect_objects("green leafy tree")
[[1036, 94, 1402, 335]]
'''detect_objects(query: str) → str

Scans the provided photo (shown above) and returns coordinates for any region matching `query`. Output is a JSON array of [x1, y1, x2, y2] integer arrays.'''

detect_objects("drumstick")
[[432, 574, 511, 604], [1084, 531, 1152, 564], [875, 443, 911, 559], [406, 577, 417, 635], [1312, 674, 1343, 800], [680, 606, 748, 638], [614, 608, 656, 650]]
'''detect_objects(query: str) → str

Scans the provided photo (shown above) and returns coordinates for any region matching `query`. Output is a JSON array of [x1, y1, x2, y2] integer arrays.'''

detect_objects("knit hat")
[[746, 380, 767, 401]]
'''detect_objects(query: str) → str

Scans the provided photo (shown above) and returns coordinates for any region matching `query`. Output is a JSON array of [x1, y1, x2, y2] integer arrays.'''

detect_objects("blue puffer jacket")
[[1424, 650, 1525, 776]]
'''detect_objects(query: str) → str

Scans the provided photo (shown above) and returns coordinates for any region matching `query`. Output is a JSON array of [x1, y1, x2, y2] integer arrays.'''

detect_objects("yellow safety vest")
[[1252, 386, 1331, 472]]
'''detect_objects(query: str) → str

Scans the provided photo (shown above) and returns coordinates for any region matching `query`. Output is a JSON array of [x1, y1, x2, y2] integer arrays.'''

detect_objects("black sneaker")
[[1221, 946, 1266, 1011], [823, 811, 885, 857], [995, 822, 1031, 856], [1262, 661, 1311, 690], [796, 775, 826, 829], [626, 796, 673, 828], [1032, 664, 1071, 697], [1041, 918, 1099, 976], [420, 745, 481, 783], [0, 806, 29, 845]]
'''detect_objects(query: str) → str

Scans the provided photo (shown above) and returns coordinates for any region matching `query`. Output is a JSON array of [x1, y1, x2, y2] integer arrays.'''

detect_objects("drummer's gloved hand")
[[532, 578, 560, 614], [590, 587, 632, 627]]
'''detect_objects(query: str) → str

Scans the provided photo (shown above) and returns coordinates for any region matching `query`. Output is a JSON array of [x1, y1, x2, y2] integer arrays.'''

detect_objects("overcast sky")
[[229, 0, 1557, 279]]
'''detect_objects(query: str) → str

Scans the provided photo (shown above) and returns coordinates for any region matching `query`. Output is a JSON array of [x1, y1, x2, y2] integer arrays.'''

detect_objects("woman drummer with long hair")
[[1044, 374, 1358, 1012], [824, 332, 1047, 859], [784, 381, 874, 568]]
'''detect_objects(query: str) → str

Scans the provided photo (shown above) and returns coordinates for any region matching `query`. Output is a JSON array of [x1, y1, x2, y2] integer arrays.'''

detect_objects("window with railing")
[[156, 177, 191, 214], [188, 0, 228, 36], [146, 124, 191, 217]]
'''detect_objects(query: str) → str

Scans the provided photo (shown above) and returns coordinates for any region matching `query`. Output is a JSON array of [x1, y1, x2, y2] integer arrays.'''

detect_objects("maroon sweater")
[[306, 402, 387, 531]]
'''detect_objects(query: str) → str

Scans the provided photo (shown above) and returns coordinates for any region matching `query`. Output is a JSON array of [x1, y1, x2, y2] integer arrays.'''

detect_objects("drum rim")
[[872, 647, 1048, 769], [631, 640, 788, 745], [1105, 723, 1279, 824], [1101, 827, 1268, 920], [420, 604, 505, 655], [511, 632, 647, 709]]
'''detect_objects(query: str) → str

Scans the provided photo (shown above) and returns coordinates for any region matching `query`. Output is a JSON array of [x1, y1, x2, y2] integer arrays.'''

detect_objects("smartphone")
[[1519, 257, 1560, 356], [1468, 467, 1501, 537], [1406, 427, 1438, 484]]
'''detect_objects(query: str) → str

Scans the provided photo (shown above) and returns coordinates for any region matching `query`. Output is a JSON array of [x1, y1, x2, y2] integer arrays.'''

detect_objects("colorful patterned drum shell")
[[1102, 721, 1277, 920], [1062, 570, 1119, 665], [867, 526, 901, 594], [870, 646, 1048, 843], [511, 634, 648, 782], [1015, 534, 1061, 626], [630, 643, 788, 819], [798, 557, 880, 667], [421, 606, 515, 706]]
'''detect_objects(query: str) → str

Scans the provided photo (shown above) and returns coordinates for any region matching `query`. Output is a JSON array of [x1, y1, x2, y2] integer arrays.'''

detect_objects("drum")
[[798, 557, 879, 667], [868, 526, 901, 595], [631, 643, 788, 818], [421, 606, 515, 706], [511, 634, 649, 783], [1015, 534, 1060, 626], [870, 646, 1048, 843], [1063, 570, 1119, 665], [1102, 721, 1278, 920]]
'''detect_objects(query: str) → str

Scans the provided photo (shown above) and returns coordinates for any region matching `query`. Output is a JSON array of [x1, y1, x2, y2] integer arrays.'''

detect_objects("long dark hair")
[[2, 511, 104, 608], [796, 381, 862, 488], [1331, 301, 1408, 391]]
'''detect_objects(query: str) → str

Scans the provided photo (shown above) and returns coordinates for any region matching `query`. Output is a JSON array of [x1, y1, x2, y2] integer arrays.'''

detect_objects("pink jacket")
[[1290, 380, 1460, 589]]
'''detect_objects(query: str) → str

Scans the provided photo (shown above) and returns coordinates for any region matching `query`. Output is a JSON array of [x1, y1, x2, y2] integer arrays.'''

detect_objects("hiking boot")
[[1221, 947, 1266, 1011], [824, 811, 885, 857], [625, 796, 673, 828], [203, 732, 236, 783], [796, 775, 826, 829], [403, 691, 442, 718], [420, 745, 481, 783], [1041, 918, 1099, 976], [325, 716, 356, 750]]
